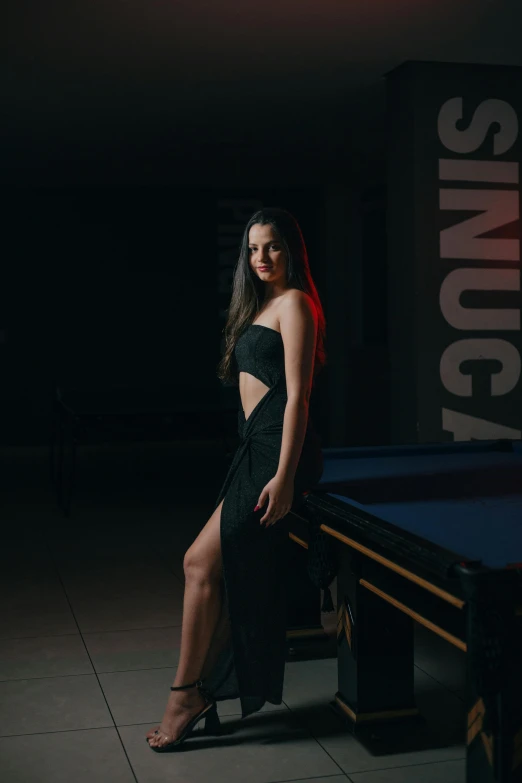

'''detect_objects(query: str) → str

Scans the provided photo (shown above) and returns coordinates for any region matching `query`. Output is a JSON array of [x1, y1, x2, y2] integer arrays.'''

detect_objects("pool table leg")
[[333, 549, 418, 727], [461, 569, 522, 783]]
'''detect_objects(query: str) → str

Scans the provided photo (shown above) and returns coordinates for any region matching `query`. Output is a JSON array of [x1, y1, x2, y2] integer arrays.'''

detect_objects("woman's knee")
[[183, 546, 222, 583], [183, 523, 223, 582], [182, 499, 224, 582]]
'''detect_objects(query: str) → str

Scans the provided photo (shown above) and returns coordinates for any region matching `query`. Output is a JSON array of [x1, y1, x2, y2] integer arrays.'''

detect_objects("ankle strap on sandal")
[[170, 679, 204, 691]]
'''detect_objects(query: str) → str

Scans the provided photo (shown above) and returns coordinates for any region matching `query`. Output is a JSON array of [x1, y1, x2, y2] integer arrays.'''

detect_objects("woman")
[[146, 206, 326, 751]]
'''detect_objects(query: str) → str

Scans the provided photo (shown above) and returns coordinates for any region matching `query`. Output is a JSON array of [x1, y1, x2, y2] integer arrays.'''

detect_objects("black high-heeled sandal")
[[146, 678, 221, 753]]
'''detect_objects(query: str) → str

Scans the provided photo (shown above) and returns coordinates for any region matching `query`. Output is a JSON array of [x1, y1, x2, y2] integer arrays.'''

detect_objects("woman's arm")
[[256, 289, 318, 525], [276, 289, 318, 481]]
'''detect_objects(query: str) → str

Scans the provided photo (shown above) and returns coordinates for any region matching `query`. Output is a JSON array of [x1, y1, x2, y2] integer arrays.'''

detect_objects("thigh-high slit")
[[199, 383, 323, 719]]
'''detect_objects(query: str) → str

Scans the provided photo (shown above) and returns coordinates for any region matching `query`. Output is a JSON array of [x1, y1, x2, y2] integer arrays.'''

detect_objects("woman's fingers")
[[259, 496, 293, 526], [263, 505, 290, 526], [260, 504, 272, 524]]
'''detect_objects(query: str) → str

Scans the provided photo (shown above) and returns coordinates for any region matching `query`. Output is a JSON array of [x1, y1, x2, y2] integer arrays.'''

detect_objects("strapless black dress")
[[200, 324, 323, 719]]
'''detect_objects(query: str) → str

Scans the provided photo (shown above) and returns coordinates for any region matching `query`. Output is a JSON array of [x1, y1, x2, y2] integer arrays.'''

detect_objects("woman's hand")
[[255, 474, 294, 526]]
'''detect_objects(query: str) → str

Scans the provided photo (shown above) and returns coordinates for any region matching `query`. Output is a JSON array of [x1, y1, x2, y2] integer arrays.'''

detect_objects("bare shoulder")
[[279, 289, 317, 321]]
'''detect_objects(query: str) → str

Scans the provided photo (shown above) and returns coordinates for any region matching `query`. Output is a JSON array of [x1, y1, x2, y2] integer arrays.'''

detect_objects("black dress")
[[200, 323, 323, 719]]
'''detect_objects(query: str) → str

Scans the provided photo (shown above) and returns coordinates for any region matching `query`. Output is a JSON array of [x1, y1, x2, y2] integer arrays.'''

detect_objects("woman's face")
[[248, 223, 287, 289]]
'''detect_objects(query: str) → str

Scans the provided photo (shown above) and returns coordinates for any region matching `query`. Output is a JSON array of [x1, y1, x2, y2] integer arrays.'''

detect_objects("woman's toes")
[[148, 729, 168, 748], [153, 733, 166, 748]]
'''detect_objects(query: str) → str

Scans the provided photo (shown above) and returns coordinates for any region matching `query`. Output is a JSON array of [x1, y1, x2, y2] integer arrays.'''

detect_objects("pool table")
[[288, 439, 522, 783]]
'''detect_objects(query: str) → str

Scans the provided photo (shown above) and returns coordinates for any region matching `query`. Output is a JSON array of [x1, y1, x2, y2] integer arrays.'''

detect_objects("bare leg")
[[172, 572, 223, 687], [200, 578, 231, 679], [147, 499, 225, 748]]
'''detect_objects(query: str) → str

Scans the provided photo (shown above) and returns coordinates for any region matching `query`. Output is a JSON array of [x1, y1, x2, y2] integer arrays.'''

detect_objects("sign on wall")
[[387, 61, 521, 442]]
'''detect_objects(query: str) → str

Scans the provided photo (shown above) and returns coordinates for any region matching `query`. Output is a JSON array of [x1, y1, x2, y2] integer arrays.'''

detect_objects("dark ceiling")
[[3, 0, 521, 183]]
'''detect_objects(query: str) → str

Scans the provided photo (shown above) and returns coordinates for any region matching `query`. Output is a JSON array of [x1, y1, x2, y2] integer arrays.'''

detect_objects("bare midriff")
[[239, 299, 283, 421], [239, 372, 271, 421]]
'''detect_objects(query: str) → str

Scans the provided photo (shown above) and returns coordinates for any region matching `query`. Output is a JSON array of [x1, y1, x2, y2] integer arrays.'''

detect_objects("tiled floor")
[[0, 441, 467, 783]]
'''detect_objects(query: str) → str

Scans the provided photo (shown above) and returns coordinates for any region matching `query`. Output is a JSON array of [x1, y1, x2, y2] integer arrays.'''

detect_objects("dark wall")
[[3, 185, 325, 446]]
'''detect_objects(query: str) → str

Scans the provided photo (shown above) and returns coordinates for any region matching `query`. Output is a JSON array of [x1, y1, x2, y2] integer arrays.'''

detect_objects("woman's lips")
[[258, 267, 272, 271]]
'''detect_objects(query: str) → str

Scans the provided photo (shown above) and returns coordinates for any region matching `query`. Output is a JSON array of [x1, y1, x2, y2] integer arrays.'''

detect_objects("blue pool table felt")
[[319, 442, 522, 569]]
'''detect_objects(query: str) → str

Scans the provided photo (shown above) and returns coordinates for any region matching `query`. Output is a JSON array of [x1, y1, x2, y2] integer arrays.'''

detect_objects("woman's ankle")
[[171, 680, 204, 697]]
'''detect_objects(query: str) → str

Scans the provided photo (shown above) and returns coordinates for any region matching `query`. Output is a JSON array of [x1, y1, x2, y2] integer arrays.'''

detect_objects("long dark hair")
[[217, 207, 326, 385]]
